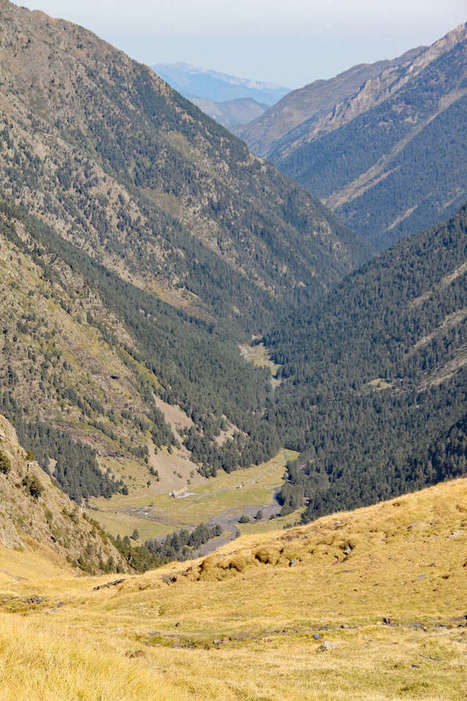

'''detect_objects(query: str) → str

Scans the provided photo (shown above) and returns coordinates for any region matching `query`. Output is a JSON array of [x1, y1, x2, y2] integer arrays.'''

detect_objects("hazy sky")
[[12, 1, 467, 87]]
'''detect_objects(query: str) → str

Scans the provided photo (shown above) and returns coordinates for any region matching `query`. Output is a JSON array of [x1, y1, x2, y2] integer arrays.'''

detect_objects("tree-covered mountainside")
[[263, 205, 466, 520], [0, 0, 464, 529], [266, 24, 467, 249], [0, 0, 371, 502], [0, 0, 368, 337], [0, 194, 284, 497]]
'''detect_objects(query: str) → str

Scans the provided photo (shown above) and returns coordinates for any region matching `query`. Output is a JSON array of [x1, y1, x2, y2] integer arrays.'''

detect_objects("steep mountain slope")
[[152, 62, 289, 104], [0, 0, 370, 493], [0, 193, 285, 494], [264, 205, 466, 518], [0, 0, 367, 335], [0, 477, 465, 699], [191, 96, 267, 128], [236, 46, 424, 157], [268, 24, 467, 249], [0, 414, 127, 573], [0, 196, 178, 500]]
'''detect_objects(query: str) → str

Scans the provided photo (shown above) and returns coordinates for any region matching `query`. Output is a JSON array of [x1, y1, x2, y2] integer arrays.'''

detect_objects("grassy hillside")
[[269, 24, 467, 249], [264, 205, 466, 520], [0, 414, 126, 573], [0, 478, 465, 699]]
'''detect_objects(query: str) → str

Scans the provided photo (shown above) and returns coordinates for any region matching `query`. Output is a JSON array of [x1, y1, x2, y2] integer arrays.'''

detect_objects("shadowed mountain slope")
[[267, 24, 467, 249], [264, 205, 466, 518], [236, 46, 424, 157]]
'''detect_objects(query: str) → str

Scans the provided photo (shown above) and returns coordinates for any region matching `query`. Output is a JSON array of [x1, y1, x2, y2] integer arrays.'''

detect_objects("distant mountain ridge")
[[153, 62, 288, 128], [153, 62, 289, 104], [235, 46, 425, 156], [190, 96, 268, 129], [246, 23, 467, 249]]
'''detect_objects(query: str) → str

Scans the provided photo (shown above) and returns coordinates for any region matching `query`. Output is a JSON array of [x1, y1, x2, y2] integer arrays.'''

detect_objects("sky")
[[12, 0, 467, 88]]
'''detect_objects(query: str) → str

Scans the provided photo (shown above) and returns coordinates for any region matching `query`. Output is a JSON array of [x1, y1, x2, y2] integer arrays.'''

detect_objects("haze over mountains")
[[239, 24, 467, 249], [153, 62, 289, 104], [189, 96, 268, 130], [153, 62, 289, 128]]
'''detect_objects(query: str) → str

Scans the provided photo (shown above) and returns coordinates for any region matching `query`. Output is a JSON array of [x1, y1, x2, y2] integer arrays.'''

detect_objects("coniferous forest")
[[266, 206, 466, 519], [2, 192, 464, 517], [0, 0, 465, 536]]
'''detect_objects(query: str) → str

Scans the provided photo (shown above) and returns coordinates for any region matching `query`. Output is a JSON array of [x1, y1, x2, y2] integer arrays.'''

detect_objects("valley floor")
[[89, 450, 298, 544], [0, 478, 466, 699]]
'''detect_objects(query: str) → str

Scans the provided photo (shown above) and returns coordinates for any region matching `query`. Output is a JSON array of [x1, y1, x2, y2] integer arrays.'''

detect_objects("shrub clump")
[[22, 474, 43, 499], [254, 547, 280, 565], [0, 451, 11, 475]]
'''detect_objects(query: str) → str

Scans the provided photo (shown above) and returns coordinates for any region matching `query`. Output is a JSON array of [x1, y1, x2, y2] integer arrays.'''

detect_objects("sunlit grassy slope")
[[0, 478, 465, 699]]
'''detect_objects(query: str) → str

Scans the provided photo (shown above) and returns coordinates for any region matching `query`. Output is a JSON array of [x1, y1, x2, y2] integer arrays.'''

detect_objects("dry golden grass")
[[0, 478, 466, 700]]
